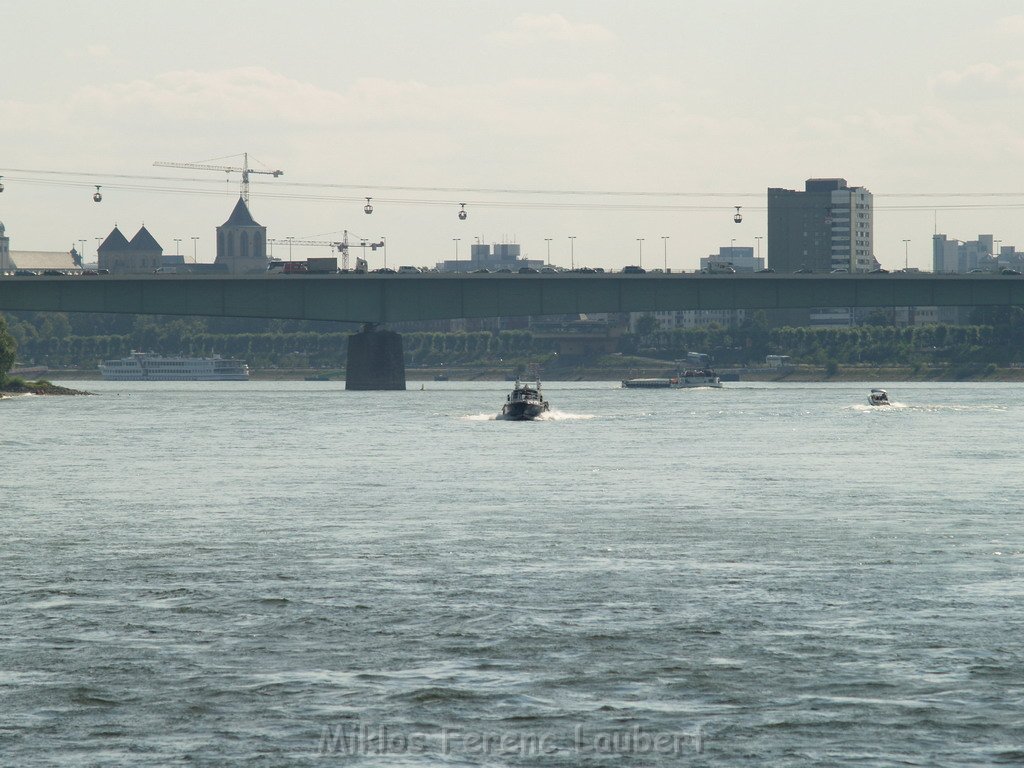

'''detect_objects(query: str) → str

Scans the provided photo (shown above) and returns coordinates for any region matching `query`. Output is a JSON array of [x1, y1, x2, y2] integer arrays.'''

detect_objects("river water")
[[2, 380, 1022, 766]]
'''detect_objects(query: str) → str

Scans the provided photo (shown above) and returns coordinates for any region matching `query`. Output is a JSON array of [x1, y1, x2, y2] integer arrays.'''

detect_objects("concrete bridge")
[[3, 272, 1022, 389], [2, 272, 1023, 324]]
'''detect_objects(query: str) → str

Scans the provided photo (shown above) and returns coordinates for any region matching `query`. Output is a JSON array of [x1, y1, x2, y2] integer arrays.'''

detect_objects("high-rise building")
[[767, 178, 874, 273], [932, 234, 993, 274]]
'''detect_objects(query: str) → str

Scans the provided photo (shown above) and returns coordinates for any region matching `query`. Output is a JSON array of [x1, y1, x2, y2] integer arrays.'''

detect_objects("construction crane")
[[153, 153, 283, 202], [267, 231, 384, 270]]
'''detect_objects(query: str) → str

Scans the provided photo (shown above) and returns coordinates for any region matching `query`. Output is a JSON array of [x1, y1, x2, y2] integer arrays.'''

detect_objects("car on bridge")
[[622, 265, 646, 274]]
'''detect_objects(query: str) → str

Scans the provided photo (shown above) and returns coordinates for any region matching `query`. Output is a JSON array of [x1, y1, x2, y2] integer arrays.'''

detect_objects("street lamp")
[[903, 239, 910, 270], [381, 236, 387, 269], [174, 238, 181, 256], [568, 236, 575, 270], [661, 236, 669, 271], [191, 237, 198, 263], [78, 239, 86, 264], [754, 236, 763, 260], [453, 238, 460, 270], [636, 237, 644, 268], [545, 237, 552, 266], [286, 236, 294, 262], [994, 239, 1002, 260]]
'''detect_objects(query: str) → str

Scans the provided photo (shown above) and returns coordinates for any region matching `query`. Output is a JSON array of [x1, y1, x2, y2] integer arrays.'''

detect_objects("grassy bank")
[[0, 377, 91, 396]]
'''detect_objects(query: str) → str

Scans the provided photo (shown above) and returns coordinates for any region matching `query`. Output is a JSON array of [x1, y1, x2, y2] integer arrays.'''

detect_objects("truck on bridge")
[[266, 256, 368, 274]]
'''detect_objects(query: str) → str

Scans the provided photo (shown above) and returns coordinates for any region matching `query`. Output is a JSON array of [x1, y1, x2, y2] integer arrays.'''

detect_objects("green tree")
[[0, 314, 17, 384], [635, 314, 659, 341]]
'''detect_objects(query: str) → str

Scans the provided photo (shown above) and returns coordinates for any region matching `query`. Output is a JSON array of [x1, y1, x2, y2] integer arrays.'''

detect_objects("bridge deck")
[[1, 273, 1022, 323]]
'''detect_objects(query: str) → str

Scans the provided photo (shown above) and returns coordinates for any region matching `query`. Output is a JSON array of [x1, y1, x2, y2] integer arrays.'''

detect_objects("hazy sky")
[[3, 1, 1024, 271]]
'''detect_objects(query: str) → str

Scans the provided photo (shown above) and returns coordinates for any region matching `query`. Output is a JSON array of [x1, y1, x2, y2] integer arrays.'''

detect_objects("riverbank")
[[0, 377, 91, 397], [34, 364, 1024, 383]]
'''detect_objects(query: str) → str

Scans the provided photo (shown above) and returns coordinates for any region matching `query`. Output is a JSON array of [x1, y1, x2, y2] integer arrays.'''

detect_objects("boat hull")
[[622, 376, 722, 389], [500, 402, 549, 420]]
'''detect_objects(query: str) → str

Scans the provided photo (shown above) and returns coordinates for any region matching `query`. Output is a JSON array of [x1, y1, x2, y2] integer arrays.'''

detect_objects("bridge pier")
[[345, 324, 406, 390]]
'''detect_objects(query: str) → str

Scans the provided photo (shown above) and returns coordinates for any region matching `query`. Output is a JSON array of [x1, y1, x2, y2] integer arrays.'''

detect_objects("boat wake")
[[850, 402, 1006, 413], [849, 402, 908, 412], [463, 410, 595, 421], [536, 409, 595, 421]]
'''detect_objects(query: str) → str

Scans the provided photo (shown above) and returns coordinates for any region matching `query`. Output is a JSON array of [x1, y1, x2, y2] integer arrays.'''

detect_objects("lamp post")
[[287, 236, 294, 262], [568, 236, 576, 270], [544, 237, 552, 266], [452, 238, 460, 271], [661, 236, 669, 272], [95, 237, 102, 260], [174, 238, 181, 256], [903, 239, 910, 270], [191, 237, 198, 263], [994, 239, 1002, 261], [755, 236, 763, 260], [78, 239, 86, 265], [636, 237, 644, 268], [381, 236, 387, 269]]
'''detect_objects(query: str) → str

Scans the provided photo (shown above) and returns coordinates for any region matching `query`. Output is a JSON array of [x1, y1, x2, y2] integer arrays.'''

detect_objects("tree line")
[[3, 308, 1024, 372]]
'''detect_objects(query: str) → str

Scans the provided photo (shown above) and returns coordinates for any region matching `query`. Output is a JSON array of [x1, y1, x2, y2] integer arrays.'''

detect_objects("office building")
[[767, 178, 875, 273]]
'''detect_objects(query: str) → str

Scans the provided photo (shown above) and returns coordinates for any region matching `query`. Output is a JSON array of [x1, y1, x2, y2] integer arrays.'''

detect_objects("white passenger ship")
[[99, 352, 250, 381]]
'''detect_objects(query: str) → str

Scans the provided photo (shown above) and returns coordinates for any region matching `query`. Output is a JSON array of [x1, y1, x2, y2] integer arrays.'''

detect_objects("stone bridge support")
[[345, 324, 406, 390]]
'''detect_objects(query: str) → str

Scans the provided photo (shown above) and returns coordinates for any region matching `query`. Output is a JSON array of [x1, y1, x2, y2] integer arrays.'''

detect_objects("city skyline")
[[3, 1, 1024, 271]]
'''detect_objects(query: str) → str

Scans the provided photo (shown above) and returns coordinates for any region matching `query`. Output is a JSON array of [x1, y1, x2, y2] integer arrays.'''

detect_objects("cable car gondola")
[[458, 202, 467, 220], [733, 205, 742, 223], [363, 196, 373, 214], [93, 185, 103, 203]]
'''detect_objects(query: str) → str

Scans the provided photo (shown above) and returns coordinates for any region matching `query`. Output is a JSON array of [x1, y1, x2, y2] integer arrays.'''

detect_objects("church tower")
[[215, 197, 267, 274]]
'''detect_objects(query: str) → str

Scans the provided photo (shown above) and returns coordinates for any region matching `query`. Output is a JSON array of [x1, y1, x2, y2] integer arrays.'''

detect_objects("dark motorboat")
[[500, 380, 550, 421]]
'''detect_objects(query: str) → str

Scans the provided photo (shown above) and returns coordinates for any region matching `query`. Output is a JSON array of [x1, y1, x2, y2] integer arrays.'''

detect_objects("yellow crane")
[[153, 153, 283, 202]]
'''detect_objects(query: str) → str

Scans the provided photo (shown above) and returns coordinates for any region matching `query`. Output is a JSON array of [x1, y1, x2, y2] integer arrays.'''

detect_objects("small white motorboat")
[[868, 388, 890, 406]]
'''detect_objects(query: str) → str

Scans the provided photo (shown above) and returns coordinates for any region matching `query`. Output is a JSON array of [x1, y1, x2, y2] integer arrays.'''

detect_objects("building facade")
[[768, 178, 875, 273], [97, 225, 164, 274], [932, 233, 998, 274], [0, 221, 9, 272], [700, 246, 764, 273], [435, 242, 544, 273], [1, 221, 84, 274]]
